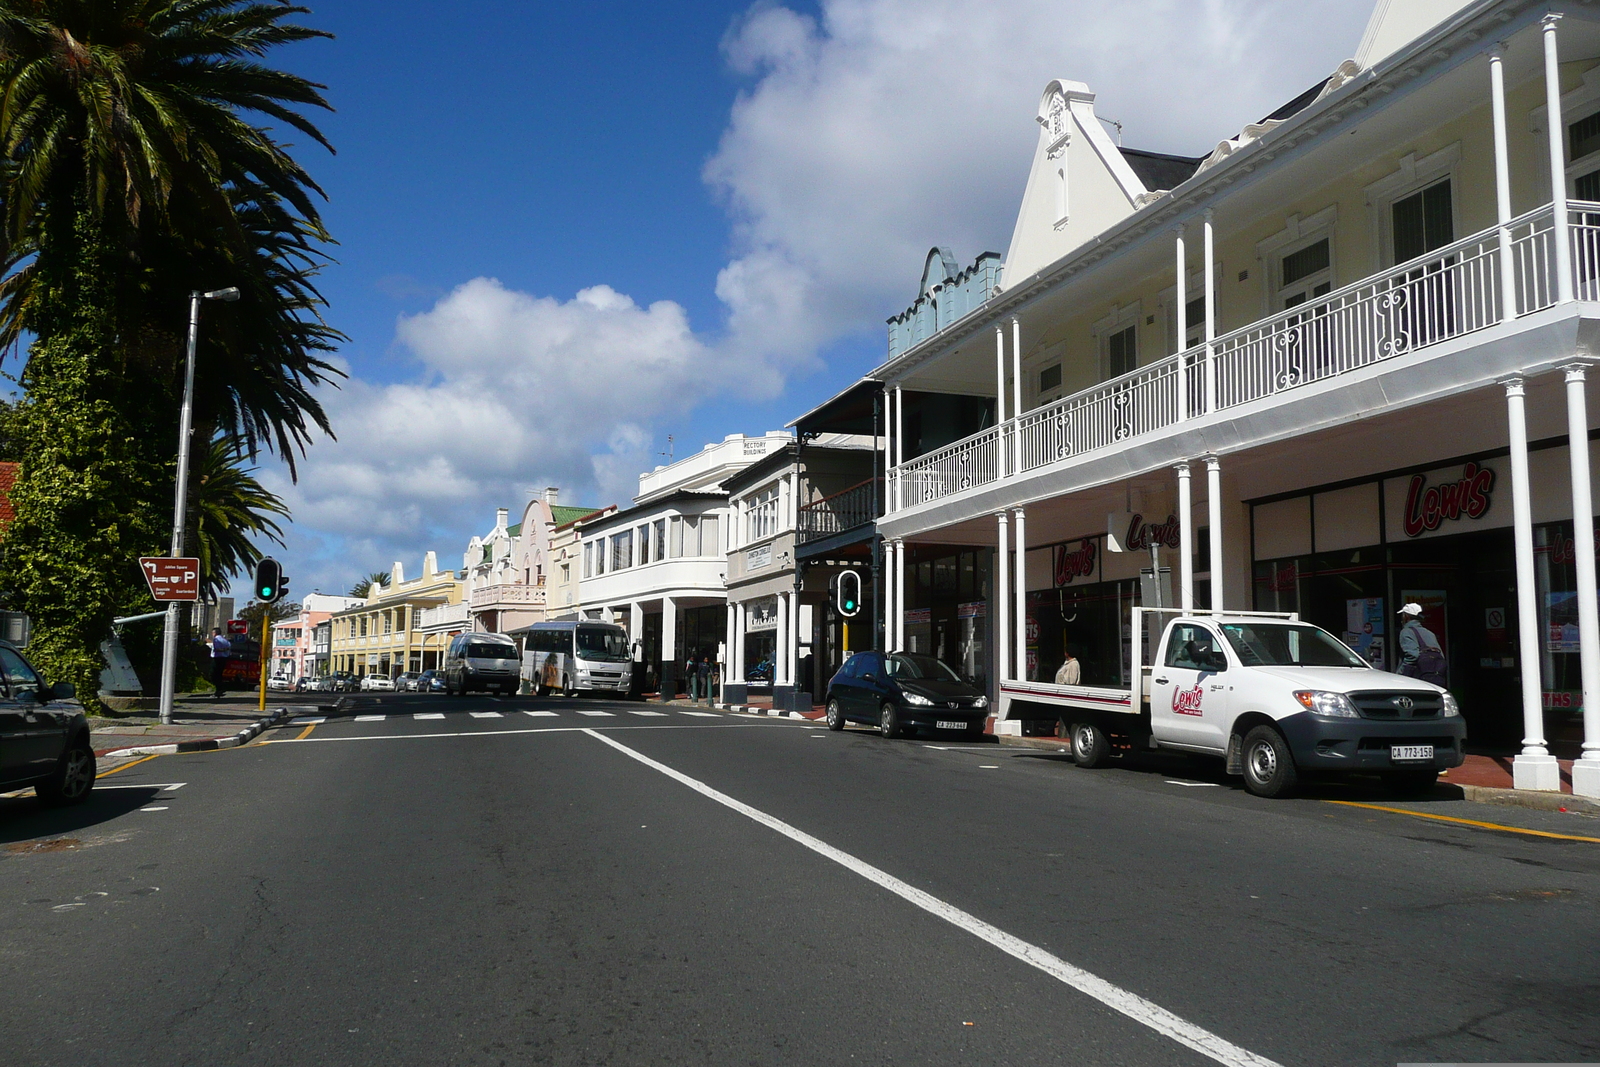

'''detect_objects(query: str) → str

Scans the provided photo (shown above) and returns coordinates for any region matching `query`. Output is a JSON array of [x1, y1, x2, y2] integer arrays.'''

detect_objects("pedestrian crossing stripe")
[[469, 711, 503, 718], [414, 712, 445, 720], [354, 714, 385, 722], [575, 710, 615, 717], [523, 710, 558, 717], [628, 710, 667, 716], [679, 711, 720, 717], [289, 717, 325, 725]]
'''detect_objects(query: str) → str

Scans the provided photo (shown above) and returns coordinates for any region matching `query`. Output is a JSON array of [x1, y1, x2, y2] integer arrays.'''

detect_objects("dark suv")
[[0, 640, 90, 805]]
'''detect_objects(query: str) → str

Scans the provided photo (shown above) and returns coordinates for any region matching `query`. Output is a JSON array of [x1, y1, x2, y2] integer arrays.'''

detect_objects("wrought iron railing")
[[797, 478, 880, 544], [890, 202, 1594, 510]]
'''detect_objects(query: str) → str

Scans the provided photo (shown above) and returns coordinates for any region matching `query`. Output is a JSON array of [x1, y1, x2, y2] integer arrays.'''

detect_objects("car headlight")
[[972, 694, 989, 708], [902, 692, 933, 706], [1293, 690, 1360, 718], [1441, 692, 1460, 718]]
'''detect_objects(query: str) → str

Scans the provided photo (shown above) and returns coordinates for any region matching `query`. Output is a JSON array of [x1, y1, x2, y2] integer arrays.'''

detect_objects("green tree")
[[348, 571, 387, 599], [188, 436, 288, 601]]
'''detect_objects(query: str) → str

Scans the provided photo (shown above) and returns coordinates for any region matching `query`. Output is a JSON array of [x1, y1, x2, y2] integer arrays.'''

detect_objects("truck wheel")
[[825, 699, 845, 731], [37, 742, 95, 807], [1071, 722, 1110, 768], [1240, 726, 1298, 798], [879, 702, 904, 739], [1382, 769, 1439, 797]]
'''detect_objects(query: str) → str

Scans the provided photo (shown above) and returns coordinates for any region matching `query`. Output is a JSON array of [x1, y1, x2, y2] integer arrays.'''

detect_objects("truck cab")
[[1142, 613, 1466, 797]]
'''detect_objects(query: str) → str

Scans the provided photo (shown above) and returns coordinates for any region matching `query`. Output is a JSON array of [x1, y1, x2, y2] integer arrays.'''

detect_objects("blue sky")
[[258, 0, 1372, 599]]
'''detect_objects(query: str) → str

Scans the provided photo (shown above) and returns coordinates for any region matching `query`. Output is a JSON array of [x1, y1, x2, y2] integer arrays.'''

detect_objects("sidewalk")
[[89, 695, 309, 759]]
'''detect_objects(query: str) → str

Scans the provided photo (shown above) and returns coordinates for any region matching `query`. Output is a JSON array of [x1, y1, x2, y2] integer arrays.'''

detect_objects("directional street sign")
[[140, 557, 201, 602]]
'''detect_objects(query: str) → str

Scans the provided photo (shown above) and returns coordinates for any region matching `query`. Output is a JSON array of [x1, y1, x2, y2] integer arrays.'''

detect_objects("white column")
[[1013, 507, 1028, 682], [775, 593, 789, 688], [1011, 316, 1023, 475], [1203, 210, 1216, 415], [777, 477, 790, 534], [1174, 224, 1188, 421], [1176, 462, 1194, 611], [724, 601, 735, 683], [790, 466, 802, 529], [894, 539, 906, 651], [995, 512, 1009, 684], [995, 324, 1006, 453], [893, 385, 904, 512], [1545, 14, 1574, 304], [733, 602, 746, 683], [1206, 455, 1224, 611], [630, 601, 643, 647], [1490, 48, 1518, 321], [881, 536, 894, 654], [1505, 379, 1559, 790], [1566, 365, 1600, 797]]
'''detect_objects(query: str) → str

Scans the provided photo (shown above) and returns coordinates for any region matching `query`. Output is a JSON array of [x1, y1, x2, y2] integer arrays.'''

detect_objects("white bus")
[[513, 621, 633, 697]]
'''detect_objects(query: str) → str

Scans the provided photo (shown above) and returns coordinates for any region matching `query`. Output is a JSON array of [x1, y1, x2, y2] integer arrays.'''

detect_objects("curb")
[[1447, 782, 1600, 814], [99, 707, 296, 759], [715, 702, 821, 720]]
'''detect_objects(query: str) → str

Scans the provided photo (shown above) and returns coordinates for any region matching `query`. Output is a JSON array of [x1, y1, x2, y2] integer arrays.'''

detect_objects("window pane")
[[1281, 238, 1329, 286], [670, 517, 683, 557], [701, 515, 719, 556], [1039, 364, 1062, 392], [1108, 325, 1136, 377], [1578, 169, 1600, 202], [1393, 180, 1452, 262], [1572, 111, 1600, 161]]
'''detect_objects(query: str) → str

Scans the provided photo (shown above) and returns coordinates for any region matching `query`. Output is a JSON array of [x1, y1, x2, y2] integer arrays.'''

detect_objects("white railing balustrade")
[[890, 202, 1590, 511]]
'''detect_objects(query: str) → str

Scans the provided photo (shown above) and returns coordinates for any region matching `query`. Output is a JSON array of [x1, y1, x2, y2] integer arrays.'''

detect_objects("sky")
[[251, 0, 1376, 600]]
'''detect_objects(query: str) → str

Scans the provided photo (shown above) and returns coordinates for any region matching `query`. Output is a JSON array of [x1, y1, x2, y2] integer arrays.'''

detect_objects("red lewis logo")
[[1403, 462, 1494, 538], [1172, 684, 1204, 716], [1054, 538, 1097, 585]]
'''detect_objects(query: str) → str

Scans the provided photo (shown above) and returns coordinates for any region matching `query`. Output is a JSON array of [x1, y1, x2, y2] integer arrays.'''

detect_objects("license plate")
[[936, 720, 967, 731], [1391, 745, 1434, 762]]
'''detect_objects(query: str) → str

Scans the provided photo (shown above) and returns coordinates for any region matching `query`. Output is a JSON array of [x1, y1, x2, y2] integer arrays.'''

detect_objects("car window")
[[856, 653, 884, 677], [0, 647, 43, 701], [1165, 625, 1219, 670], [884, 653, 962, 682]]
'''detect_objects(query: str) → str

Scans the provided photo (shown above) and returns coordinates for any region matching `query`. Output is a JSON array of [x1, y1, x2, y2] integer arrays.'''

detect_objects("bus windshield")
[[575, 627, 630, 662]]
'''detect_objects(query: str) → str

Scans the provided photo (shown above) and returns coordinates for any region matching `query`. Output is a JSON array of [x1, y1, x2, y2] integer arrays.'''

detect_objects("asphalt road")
[[2, 691, 1597, 1067]]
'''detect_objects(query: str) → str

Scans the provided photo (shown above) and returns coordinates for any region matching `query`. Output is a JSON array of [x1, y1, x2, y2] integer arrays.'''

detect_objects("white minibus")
[[514, 621, 633, 697]]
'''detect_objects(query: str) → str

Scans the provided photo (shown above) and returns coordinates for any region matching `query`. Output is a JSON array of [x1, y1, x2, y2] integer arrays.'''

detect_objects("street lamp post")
[[158, 287, 239, 725]]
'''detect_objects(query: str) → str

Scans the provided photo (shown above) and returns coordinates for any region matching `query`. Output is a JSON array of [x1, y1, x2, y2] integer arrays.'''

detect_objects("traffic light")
[[834, 570, 862, 617], [254, 557, 285, 602]]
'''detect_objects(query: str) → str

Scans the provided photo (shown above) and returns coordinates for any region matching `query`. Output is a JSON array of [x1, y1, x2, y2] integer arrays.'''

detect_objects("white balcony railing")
[[892, 202, 1597, 510], [470, 583, 546, 610], [416, 602, 469, 630]]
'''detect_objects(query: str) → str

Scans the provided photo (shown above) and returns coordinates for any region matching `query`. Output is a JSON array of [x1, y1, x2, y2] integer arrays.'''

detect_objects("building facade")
[[806, 0, 1600, 795], [270, 593, 363, 683], [463, 489, 606, 634], [329, 553, 465, 678]]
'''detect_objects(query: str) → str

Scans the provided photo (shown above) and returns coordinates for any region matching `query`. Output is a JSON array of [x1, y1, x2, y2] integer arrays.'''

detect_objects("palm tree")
[[348, 572, 387, 599], [187, 436, 288, 601], [0, 0, 342, 469]]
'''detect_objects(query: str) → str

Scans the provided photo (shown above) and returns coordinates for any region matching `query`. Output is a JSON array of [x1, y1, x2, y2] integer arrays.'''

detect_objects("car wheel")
[[1071, 721, 1110, 768], [37, 742, 95, 807], [1382, 768, 1439, 797], [825, 699, 845, 731], [1241, 725, 1298, 799], [879, 702, 904, 739]]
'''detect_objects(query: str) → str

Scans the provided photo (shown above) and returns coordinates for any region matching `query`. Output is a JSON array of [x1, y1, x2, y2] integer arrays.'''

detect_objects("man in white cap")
[[1396, 602, 1447, 686]]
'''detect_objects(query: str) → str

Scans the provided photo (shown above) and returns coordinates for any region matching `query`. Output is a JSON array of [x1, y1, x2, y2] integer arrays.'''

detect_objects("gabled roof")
[[551, 504, 600, 526], [1117, 148, 1204, 193]]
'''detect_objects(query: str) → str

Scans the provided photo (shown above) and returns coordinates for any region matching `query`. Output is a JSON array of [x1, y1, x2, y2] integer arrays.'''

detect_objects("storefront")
[[1249, 441, 1598, 751], [901, 545, 993, 689]]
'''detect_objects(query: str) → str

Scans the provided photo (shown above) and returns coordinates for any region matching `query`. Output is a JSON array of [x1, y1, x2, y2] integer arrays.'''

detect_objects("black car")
[[0, 640, 91, 806], [825, 651, 990, 738], [418, 669, 446, 693]]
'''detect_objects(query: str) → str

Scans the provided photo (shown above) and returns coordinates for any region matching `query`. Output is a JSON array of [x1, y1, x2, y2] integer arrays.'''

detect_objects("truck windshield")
[[575, 627, 630, 662], [1219, 623, 1367, 668]]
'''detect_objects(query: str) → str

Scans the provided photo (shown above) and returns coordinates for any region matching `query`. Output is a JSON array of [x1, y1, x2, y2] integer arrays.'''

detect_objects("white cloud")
[[271, 0, 1376, 595]]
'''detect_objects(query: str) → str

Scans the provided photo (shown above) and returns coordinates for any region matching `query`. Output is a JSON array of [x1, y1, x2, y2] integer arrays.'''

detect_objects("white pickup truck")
[[1001, 609, 1466, 798]]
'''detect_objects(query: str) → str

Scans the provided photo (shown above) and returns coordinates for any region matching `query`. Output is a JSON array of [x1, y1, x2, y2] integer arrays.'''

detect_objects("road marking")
[[294, 722, 319, 741], [263, 721, 797, 744], [1165, 781, 1221, 788], [576, 710, 615, 717], [414, 713, 445, 720], [290, 717, 326, 725], [97, 753, 162, 777], [583, 729, 1280, 1067], [679, 711, 719, 717], [139, 806, 169, 812], [523, 710, 558, 717], [629, 710, 667, 717], [354, 714, 386, 722], [95, 782, 186, 792], [1325, 800, 1600, 843], [978, 765, 1000, 769], [470, 711, 503, 719]]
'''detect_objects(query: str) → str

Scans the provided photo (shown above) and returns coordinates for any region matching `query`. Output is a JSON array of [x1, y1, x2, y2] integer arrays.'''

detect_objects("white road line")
[[354, 714, 386, 722], [139, 806, 169, 812], [470, 711, 503, 718], [1164, 780, 1221, 788], [289, 717, 326, 725], [94, 782, 187, 792], [679, 711, 719, 717], [978, 765, 1000, 769], [266, 722, 788, 743], [582, 729, 1282, 1067], [576, 710, 615, 717], [414, 713, 445, 720], [628, 710, 668, 717], [523, 710, 558, 717]]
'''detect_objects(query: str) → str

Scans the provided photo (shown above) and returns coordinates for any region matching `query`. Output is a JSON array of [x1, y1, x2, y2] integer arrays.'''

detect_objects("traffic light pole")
[[259, 611, 271, 713], [157, 293, 203, 726]]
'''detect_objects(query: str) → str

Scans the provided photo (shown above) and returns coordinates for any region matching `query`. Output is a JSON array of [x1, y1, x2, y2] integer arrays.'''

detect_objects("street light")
[[157, 287, 240, 725]]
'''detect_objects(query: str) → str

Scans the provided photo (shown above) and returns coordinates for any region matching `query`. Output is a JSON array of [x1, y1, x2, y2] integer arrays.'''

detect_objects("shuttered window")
[[1392, 180, 1453, 263]]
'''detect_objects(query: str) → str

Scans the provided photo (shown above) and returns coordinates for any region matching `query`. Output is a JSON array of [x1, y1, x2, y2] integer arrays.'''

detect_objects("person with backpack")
[[1396, 603, 1447, 687], [696, 655, 712, 705]]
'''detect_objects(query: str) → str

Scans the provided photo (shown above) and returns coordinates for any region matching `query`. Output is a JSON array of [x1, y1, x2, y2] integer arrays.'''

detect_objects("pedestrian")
[[685, 652, 699, 701], [1396, 603, 1447, 686], [208, 627, 232, 701], [696, 655, 711, 705], [1054, 645, 1081, 686]]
